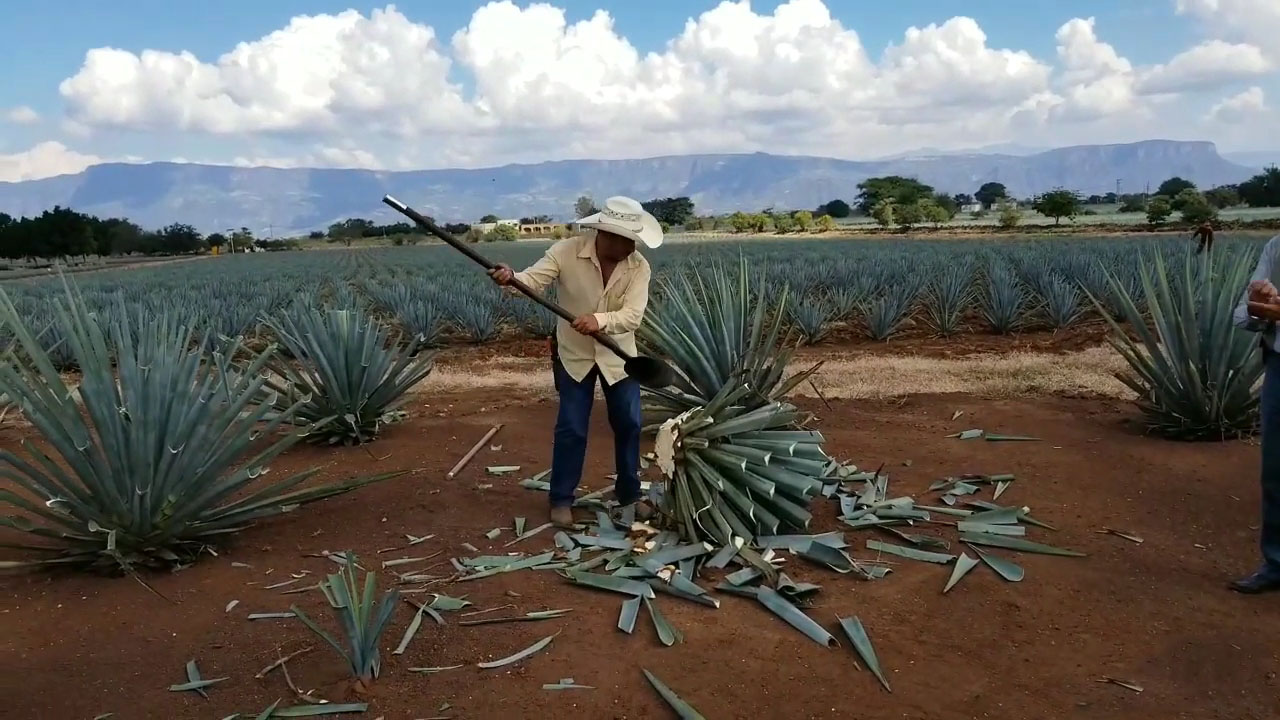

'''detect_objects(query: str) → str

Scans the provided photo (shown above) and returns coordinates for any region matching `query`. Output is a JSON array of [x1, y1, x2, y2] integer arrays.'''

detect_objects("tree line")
[[0, 206, 262, 261]]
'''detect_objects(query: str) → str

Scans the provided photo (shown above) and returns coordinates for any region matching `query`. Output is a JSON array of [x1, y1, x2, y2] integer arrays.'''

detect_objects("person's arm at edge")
[[594, 260, 651, 335], [1234, 235, 1279, 331]]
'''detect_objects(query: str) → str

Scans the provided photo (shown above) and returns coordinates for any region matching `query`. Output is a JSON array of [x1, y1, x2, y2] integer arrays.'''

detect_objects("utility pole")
[[1116, 178, 1122, 198]]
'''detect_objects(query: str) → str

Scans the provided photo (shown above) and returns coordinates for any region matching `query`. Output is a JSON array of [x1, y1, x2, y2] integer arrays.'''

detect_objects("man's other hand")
[[1248, 280, 1279, 304], [1248, 299, 1280, 322], [488, 264, 514, 286], [571, 314, 600, 335]]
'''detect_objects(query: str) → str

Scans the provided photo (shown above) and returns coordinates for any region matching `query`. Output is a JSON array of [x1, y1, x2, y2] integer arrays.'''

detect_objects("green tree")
[[1171, 187, 1203, 212], [815, 215, 836, 233], [206, 232, 227, 250], [870, 199, 895, 228], [1204, 186, 1240, 209], [158, 223, 204, 254], [921, 199, 951, 228], [519, 215, 554, 224], [1180, 194, 1218, 224], [855, 176, 934, 214], [231, 227, 255, 251], [1118, 194, 1147, 213], [1238, 167, 1280, 207], [931, 192, 958, 219], [1146, 196, 1173, 224], [486, 224, 518, 242], [895, 201, 924, 230], [975, 182, 1008, 209], [728, 211, 754, 233], [815, 199, 851, 218], [1156, 177, 1196, 198], [642, 197, 696, 227], [479, 214, 500, 223], [574, 196, 598, 219], [772, 212, 795, 233], [793, 210, 813, 231], [952, 193, 974, 207], [749, 213, 769, 233], [998, 201, 1022, 229], [1031, 189, 1082, 225]]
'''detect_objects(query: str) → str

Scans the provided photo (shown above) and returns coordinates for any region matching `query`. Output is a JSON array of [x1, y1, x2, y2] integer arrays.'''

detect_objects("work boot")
[[1229, 568, 1280, 594], [549, 506, 575, 529]]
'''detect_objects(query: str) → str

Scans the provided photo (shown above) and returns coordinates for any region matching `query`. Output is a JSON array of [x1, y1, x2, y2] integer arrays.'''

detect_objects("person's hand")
[[571, 314, 600, 335], [1248, 299, 1280, 322], [1248, 280, 1279, 304], [488, 264, 514, 286]]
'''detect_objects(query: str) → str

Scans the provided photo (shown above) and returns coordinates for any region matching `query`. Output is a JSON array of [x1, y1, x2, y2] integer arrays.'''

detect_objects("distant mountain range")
[[0, 140, 1264, 234]]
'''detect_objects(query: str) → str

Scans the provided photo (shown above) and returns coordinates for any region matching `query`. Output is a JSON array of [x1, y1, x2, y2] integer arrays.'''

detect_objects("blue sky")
[[1, 0, 1276, 180]]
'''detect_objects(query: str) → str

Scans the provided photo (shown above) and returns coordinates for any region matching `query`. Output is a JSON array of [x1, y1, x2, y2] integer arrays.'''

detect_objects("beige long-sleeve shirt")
[[513, 233, 652, 386]]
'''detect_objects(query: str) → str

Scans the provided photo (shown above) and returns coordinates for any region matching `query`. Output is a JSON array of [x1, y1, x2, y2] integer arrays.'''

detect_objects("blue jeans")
[[1259, 351, 1280, 575], [550, 356, 642, 508]]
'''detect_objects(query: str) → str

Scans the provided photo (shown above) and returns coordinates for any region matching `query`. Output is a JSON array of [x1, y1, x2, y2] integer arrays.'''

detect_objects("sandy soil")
[[2, 383, 1277, 719]]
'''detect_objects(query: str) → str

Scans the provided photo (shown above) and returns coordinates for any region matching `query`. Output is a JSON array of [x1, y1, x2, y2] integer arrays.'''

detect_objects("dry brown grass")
[[415, 346, 1132, 400]]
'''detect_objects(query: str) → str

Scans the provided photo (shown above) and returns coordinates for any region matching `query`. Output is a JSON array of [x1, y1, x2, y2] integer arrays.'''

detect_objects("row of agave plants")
[[2, 235, 1265, 367]]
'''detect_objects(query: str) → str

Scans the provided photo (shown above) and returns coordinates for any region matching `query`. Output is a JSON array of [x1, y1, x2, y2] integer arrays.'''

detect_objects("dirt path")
[[2, 391, 1276, 719]]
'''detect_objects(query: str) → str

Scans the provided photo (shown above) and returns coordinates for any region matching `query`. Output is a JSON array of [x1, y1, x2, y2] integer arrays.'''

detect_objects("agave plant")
[[981, 263, 1030, 334], [451, 293, 502, 343], [862, 284, 918, 341], [1089, 248, 1262, 439], [638, 256, 821, 422], [1040, 274, 1085, 329], [789, 293, 835, 344], [653, 382, 827, 546], [639, 258, 829, 547], [923, 262, 974, 336], [0, 281, 395, 573], [260, 303, 435, 445], [292, 553, 399, 688]]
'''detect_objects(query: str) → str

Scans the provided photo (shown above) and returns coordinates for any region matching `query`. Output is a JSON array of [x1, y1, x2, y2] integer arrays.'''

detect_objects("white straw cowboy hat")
[[577, 196, 664, 249]]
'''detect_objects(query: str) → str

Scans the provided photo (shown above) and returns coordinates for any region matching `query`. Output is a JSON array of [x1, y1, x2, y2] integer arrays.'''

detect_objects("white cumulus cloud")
[[2, 0, 1270, 180], [0, 141, 103, 183], [1207, 86, 1268, 123], [4, 106, 40, 125]]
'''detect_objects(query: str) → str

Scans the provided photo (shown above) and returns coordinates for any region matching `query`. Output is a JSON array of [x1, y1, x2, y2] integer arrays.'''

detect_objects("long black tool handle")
[[382, 194, 633, 361]]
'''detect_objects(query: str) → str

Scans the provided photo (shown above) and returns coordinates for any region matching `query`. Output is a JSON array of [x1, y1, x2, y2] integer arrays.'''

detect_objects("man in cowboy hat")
[[489, 196, 663, 528]]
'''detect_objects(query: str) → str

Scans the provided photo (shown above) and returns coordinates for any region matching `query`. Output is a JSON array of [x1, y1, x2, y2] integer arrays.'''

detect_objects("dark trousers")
[[549, 355, 642, 508], [1259, 351, 1280, 575]]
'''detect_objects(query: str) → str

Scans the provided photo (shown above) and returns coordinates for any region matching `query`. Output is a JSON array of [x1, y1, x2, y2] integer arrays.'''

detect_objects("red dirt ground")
[[3, 386, 1279, 719]]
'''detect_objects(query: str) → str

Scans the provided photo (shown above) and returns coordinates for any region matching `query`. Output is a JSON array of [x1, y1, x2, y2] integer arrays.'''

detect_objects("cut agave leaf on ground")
[[560, 570, 656, 598], [1097, 676, 1144, 693], [956, 522, 1026, 536], [393, 603, 426, 655], [959, 532, 1085, 557], [948, 429, 983, 439], [458, 609, 572, 626], [755, 587, 838, 647], [837, 616, 891, 693], [408, 664, 464, 673], [797, 541, 856, 573], [993, 480, 1011, 500], [866, 540, 955, 565], [1099, 527, 1144, 543], [618, 596, 642, 634], [572, 534, 632, 550], [477, 632, 559, 669], [965, 507, 1022, 525], [706, 539, 742, 569], [725, 567, 763, 586], [647, 579, 721, 608], [428, 593, 473, 611], [486, 466, 521, 475], [270, 703, 371, 717], [757, 532, 847, 551], [942, 552, 980, 593], [969, 545, 1025, 582], [642, 668, 708, 720], [543, 680, 595, 690], [777, 572, 822, 599], [484, 528, 502, 540], [645, 597, 683, 646], [715, 582, 760, 598]]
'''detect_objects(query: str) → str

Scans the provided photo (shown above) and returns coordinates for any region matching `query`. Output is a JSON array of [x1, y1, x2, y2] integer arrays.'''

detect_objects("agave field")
[[2, 231, 1277, 719], [0, 234, 1265, 363]]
